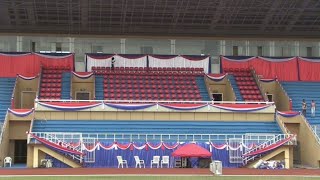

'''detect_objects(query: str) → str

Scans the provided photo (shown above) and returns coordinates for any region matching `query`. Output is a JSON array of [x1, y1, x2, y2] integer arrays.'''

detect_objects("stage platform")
[[0, 168, 320, 176]]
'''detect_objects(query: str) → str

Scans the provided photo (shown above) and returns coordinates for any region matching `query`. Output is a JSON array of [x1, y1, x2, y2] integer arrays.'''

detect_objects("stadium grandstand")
[[0, 0, 320, 179]]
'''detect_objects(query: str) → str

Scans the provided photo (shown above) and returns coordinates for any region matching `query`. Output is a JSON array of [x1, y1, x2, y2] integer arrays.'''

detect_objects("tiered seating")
[[281, 82, 320, 125], [33, 120, 282, 135], [40, 66, 71, 99], [92, 67, 205, 101], [224, 68, 264, 101], [0, 78, 15, 122]]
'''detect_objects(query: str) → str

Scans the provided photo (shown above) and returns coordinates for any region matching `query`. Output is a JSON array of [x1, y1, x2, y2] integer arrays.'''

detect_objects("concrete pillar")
[[220, 40, 226, 55], [170, 39, 176, 54], [33, 146, 38, 168], [294, 41, 299, 56], [120, 38, 126, 54], [245, 40, 250, 56], [69, 37, 75, 53], [269, 41, 275, 56], [16, 36, 22, 52]]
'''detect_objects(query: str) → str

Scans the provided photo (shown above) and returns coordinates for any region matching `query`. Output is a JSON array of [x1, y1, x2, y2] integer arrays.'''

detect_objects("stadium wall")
[[13, 77, 39, 109], [33, 111, 275, 122], [205, 76, 236, 101], [261, 81, 290, 111], [72, 75, 95, 100]]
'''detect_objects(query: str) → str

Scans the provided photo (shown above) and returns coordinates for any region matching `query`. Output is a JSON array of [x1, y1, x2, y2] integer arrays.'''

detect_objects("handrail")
[[29, 132, 290, 144], [36, 66, 43, 99], [10, 76, 18, 108], [35, 99, 274, 104], [250, 67, 268, 102], [226, 74, 237, 101], [275, 114, 292, 134], [204, 76, 212, 100], [243, 134, 296, 165], [69, 72, 73, 100], [0, 110, 9, 143], [300, 114, 320, 145], [275, 79, 291, 110]]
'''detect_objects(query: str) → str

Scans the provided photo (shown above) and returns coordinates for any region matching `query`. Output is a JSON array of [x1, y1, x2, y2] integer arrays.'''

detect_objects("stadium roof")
[[1, 0, 320, 38]]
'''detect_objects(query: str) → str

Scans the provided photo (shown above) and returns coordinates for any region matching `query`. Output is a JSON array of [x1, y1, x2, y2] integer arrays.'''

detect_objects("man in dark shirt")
[[111, 57, 115, 70], [302, 99, 307, 117]]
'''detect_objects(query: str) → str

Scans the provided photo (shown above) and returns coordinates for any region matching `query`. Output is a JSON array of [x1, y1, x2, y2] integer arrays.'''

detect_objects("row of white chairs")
[[117, 156, 170, 168]]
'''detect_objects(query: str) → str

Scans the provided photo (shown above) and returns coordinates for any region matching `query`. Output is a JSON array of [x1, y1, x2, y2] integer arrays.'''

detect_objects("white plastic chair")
[[150, 156, 160, 168], [161, 156, 170, 168], [4, 157, 12, 167], [134, 156, 145, 168], [117, 156, 128, 168]]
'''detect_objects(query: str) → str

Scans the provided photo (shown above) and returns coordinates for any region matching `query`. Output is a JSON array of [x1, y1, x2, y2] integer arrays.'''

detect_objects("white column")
[[120, 38, 126, 54], [69, 37, 75, 53], [294, 41, 299, 56], [170, 39, 175, 54], [16, 36, 22, 52], [245, 40, 250, 56], [269, 41, 275, 56], [220, 40, 226, 55]]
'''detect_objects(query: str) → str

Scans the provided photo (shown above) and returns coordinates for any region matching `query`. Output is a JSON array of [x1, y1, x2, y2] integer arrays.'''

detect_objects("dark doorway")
[[14, 140, 27, 163], [267, 94, 273, 102], [212, 93, 223, 101], [76, 92, 90, 100]]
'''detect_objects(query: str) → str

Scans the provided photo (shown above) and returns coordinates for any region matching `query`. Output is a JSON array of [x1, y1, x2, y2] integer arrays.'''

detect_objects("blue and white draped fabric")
[[38, 102, 102, 111], [298, 57, 320, 62], [159, 103, 208, 110], [72, 72, 94, 79], [104, 103, 155, 110], [258, 56, 296, 62], [34, 52, 73, 59], [260, 78, 276, 83], [8, 108, 34, 117], [276, 111, 301, 118], [210, 104, 271, 112], [17, 74, 38, 80], [222, 56, 256, 62], [206, 74, 227, 81]]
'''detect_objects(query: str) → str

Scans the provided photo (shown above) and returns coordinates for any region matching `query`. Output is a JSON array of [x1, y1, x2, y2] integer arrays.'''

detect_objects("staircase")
[[195, 77, 211, 101], [95, 75, 104, 100], [228, 75, 243, 101], [61, 72, 71, 99], [242, 134, 295, 165], [0, 78, 16, 122]]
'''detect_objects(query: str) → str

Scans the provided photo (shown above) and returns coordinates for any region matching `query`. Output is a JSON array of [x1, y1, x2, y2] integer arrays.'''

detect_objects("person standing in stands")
[[302, 99, 307, 117], [311, 100, 316, 117], [111, 57, 115, 70]]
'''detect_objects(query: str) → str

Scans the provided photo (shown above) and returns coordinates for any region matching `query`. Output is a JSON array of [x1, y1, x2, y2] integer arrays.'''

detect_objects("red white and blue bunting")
[[206, 74, 227, 81], [104, 103, 155, 110], [159, 103, 208, 110], [17, 74, 39, 80], [81, 141, 257, 152], [8, 108, 34, 117], [277, 111, 301, 118], [210, 104, 272, 112], [37, 102, 102, 111], [72, 72, 94, 79], [37, 102, 273, 112]]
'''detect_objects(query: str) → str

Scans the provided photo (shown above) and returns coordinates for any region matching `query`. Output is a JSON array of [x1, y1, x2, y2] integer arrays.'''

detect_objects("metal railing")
[[36, 67, 43, 99], [243, 134, 296, 165], [300, 115, 320, 145], [36, 99, 274, 105], [29, 132, 290, 145], [275, 114, 292, 135], [226, 74, 237, 101], [10, 76, 18, 108]]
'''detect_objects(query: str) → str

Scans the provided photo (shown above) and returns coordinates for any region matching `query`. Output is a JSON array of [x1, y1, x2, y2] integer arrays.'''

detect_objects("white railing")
[[29, 132, 289, 145], [300, 115, 320, 145], [36, 99, 274, 105], [275, 114, 292, 135], [243, 134, 296, 165], [36, 67, 43, 99]]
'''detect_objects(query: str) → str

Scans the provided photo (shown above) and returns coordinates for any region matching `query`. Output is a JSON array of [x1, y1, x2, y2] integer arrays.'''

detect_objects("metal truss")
[[0, 0, 319, 37]]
